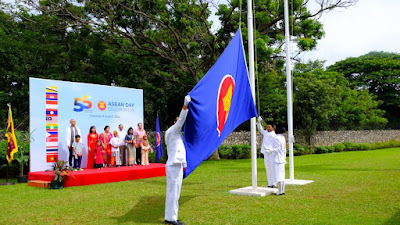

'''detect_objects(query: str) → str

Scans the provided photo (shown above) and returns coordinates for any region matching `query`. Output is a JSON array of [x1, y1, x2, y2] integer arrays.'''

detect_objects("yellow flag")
[[5, 106, 18, 163]]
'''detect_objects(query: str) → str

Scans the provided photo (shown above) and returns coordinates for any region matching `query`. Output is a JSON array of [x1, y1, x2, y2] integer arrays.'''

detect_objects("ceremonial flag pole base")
[[284, 179, 314, 185], [229, 186, 278, 197]]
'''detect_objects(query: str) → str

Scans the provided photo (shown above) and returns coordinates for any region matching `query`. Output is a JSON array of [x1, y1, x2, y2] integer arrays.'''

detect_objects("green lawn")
[[1, 148, 400, 225]]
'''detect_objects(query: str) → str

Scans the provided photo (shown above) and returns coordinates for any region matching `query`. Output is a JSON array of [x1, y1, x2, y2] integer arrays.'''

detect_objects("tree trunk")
[[209, 149, 220, 160]]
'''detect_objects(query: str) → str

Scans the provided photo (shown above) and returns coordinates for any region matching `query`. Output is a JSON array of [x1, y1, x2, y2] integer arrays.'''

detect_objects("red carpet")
[[28, 163, 166, 187]]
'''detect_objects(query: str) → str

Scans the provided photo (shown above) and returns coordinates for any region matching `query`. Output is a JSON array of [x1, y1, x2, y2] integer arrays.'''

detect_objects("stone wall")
[[220, 130, 400, 147], [147, 130, 400, 147]]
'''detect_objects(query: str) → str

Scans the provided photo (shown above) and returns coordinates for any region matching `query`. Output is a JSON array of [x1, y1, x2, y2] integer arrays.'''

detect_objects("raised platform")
[[28, 163, 166, 187]]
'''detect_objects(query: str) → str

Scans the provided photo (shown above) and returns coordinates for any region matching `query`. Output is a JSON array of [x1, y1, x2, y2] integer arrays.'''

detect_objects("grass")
[[1, 148, 400, 225]]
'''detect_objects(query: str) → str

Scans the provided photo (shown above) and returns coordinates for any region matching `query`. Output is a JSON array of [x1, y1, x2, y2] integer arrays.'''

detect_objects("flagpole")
[[247, 0, 257, 190], [284, 0, 294, 181]]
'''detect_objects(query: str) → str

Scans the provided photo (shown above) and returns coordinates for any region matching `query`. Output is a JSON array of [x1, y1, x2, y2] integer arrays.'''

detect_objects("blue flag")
[[183, 29, 257, 178], [155, 115, 163, 163]]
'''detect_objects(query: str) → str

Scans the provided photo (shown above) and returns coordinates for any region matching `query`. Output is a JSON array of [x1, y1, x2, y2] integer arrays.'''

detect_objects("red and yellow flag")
[[5, 106, 18, 163]]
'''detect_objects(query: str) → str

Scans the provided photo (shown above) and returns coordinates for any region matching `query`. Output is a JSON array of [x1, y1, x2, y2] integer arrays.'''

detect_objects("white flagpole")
[[247, 0, 257, 190], [284, 0, 295, 181]]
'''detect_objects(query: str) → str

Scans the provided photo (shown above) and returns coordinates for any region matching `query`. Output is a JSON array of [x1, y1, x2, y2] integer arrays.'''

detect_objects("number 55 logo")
[[74, 95, 92, 112]]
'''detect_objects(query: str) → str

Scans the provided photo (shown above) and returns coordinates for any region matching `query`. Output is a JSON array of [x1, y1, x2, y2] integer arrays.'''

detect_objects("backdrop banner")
[[29, 78, 143, 172]]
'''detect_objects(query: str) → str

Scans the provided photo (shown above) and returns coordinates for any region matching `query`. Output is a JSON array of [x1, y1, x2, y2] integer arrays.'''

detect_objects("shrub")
[[326, 146, 334, 153], [387, 140, 400, 148], [231, 144, 251, 159], [333, 143, 345, 152], [238, 144, 251, 159], [293, 144, 307, 156], [343, 142, 355, 151], [218, 145, 232, 159], [315, 146, 328, 154], [358, 143, 370, 151]]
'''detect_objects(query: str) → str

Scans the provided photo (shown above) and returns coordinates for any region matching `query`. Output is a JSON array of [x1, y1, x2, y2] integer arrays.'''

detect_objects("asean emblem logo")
[[156, 132, 161, 147], [217, 75, 235, 136], [98, 101, 107, 111]]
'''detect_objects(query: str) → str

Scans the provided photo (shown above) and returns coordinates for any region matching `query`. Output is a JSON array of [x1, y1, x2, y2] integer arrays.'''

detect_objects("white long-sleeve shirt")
[[117, 130, 126, 146], [165, 108, 188, 168], [66, 126, 82, 148], [272, 134, 287, 164], [257, 122, 276, 154]]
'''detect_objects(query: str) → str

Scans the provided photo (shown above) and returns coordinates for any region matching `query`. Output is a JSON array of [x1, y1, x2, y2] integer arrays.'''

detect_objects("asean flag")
[[183, 29, 257, 178]]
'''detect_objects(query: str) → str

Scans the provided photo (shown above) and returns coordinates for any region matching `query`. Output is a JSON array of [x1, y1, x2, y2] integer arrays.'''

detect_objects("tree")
[[3, 0, 357, 130], [328, 52, 400, 128], [293, 61, 387, 145], [293, 63, 342, 145]]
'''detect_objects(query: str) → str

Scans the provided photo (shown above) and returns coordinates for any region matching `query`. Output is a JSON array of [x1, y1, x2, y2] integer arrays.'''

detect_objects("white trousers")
[[165, 163, 183, 221], [263, 153, 276, 186], [274, 163, 285, 183]]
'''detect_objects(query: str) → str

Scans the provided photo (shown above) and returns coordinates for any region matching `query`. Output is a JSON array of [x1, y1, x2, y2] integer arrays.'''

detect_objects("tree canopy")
[[2, 0, 391, 142], [328, 52, 400, 128]]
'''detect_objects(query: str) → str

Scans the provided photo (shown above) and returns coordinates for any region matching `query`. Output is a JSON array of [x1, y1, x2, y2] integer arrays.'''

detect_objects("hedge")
[[218, 140, 400, 158]]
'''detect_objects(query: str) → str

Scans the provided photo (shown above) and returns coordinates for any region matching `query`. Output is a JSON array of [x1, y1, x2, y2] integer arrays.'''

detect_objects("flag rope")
[[252, 0, 261, 116]]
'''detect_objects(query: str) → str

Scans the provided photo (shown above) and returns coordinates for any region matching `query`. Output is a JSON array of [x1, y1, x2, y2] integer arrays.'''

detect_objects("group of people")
[[65, 96, 286, 225], [66, 119, 151, 171], [257, 116, 287, 195]]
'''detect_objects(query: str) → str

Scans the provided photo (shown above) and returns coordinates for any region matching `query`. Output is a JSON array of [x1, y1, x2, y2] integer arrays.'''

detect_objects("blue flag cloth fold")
[[183, 28, 257, 178], [155, 115, 163, 163]]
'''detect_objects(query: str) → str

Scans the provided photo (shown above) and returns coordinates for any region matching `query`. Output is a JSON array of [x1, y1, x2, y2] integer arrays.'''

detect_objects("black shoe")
[[165, 220, 184, 225], [268, 185, 277, 188]]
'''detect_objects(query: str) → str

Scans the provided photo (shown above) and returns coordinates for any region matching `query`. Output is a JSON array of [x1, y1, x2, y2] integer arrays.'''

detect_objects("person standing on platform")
[[94, 140, 104, 169], [72, 135, 84, 171], [117, 124, 127, 166], [141, 135, 150, 166], [100, 125, 113, 167], [125, 127, 136, 166], [66, 119, 81, 168], [110, 131, 121, 167], [273, 126, 287, 195], [257, 117, 277, 188], [134, 123, 146, 165], [87, 126, 98, 169], [164, 95, 191, 225]]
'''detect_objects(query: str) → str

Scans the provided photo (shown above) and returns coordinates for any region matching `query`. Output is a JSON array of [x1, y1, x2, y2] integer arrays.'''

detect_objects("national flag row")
[[46, 86, 58, 163]]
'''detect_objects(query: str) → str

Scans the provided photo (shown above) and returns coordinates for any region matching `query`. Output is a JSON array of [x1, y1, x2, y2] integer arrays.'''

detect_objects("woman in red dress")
[[87, 126, 98, 169], [100, 125, 113, 167]]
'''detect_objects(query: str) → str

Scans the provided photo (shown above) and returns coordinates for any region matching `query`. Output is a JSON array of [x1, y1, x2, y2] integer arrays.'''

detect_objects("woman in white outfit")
[[273, 126, 287, 195]]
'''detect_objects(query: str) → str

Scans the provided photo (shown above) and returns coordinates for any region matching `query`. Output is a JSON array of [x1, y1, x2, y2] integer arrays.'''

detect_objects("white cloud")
[[301, 0, 400, 66]]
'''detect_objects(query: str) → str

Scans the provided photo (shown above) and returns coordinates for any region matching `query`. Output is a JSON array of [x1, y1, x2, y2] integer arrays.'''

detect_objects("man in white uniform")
[[164, 95, 191, 225], [257, 117, 277, 188], [66, 119, 81, 168]]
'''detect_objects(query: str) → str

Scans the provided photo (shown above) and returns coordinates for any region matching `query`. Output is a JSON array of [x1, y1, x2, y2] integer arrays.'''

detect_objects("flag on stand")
[[183, 28, 257, 178], [155, 115, 163, 163], [5, 106, 18, 163]]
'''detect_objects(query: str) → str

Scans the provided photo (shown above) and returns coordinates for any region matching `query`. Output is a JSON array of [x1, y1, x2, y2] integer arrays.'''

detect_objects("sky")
[[3, 0, 400, 66], [300, 0, 400, 66]]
